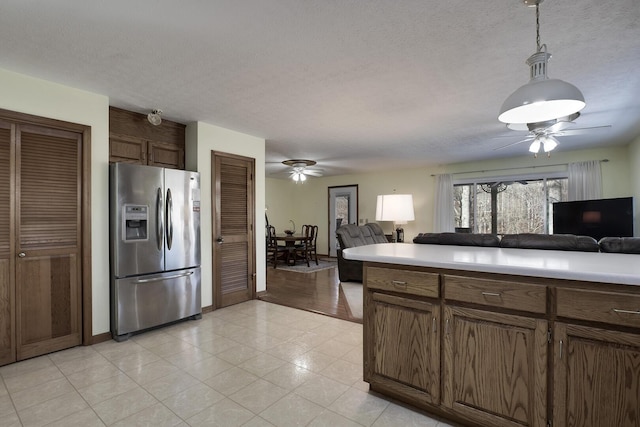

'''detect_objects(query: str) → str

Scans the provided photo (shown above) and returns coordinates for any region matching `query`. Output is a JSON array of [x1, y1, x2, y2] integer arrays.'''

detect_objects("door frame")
[[328, 185, 358, 257], [0, 108, 92, 350]]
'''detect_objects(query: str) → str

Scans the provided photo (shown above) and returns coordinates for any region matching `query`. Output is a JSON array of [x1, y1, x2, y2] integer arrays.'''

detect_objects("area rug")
[[340, 281, 363, 320], [275, 259, 337, 273]]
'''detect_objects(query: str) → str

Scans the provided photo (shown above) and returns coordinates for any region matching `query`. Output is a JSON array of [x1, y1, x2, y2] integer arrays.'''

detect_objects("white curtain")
[[568, 160, 602, 201], [433, 174, 455, 232]]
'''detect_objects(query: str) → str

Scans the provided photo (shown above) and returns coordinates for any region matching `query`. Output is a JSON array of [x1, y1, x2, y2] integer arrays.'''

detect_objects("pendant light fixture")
[[498, 0, 585, 125]]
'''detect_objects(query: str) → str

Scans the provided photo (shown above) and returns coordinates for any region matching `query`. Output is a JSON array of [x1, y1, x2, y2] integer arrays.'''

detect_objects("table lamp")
[[375, 194, 415, 243]]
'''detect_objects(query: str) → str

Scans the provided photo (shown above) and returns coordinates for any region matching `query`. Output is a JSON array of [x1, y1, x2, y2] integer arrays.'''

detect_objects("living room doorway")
[[328, 185, 358, 257]]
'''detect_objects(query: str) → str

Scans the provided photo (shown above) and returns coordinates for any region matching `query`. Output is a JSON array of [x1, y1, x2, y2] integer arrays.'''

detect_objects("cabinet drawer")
[[366, 266, 439, 298], [556, 288, 640, 329], [443, 275, 546, 314]]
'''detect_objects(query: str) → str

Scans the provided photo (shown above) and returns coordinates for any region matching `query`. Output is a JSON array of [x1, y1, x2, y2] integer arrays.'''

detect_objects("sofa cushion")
[[364, 222, 390, 244], [336, 224, 368, 249], [598, 237, 640, 254], [413, 232, 500, 247], [500, 233, 599, 252], [337, 223, 389, 249]]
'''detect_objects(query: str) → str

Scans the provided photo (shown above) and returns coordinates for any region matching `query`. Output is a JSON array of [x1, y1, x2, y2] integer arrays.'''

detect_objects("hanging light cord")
[[535, 3, 542, 52]]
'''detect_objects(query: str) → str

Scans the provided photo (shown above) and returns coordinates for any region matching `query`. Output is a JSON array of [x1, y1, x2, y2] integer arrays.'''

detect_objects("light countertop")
[[343, 243, 640, 286]]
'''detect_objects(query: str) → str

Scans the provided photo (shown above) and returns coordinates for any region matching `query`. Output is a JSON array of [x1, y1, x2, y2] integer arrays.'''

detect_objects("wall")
[[186, 122, 266, 308], [629, 135, 640, 233], [267, 145, 634, 254], [267, 168, 435, 255], [0, 68, 267, 334], [0, 68, 111, 335]]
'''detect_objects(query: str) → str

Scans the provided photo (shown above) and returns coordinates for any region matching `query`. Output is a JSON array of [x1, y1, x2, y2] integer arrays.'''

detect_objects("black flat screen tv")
[[552, 197, 634, 241]]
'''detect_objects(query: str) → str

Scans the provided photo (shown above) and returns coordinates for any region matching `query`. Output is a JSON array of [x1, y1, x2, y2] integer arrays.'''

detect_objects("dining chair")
[[297, 225, 311, 247], [296, 224, 318, 266], [267, 225, 288, 268], [307, 225, 319, 265], [294, 225, 310, 267]]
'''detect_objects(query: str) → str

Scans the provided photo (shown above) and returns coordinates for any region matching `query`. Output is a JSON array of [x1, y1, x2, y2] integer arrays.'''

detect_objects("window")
[[454, 174, 568, 235]]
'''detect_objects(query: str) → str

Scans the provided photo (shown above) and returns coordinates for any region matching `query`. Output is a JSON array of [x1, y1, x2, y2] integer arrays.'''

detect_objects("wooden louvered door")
[[212, 152, 255, 308], [0, 120, 15, 366], [15, 124, 82, 360]]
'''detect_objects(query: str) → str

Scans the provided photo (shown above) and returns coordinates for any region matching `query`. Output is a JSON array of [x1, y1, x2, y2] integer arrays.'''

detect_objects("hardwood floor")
[[260, 258, 362, 323]]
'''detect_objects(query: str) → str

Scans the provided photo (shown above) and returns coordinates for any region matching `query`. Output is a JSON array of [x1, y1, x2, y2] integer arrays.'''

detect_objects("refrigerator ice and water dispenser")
[[123, 204, 148, 241]]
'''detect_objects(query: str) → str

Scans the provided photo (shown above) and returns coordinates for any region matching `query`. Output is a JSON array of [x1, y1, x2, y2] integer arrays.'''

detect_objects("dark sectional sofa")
[[413, 232, 640, 253], [413, 232, 601, 252], [336, 226, 640, 282]]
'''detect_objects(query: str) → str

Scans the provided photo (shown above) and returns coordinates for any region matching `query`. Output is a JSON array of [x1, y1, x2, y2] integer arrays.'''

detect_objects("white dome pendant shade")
[[498, 51, 585, 124], [498, 1, 585, 125]]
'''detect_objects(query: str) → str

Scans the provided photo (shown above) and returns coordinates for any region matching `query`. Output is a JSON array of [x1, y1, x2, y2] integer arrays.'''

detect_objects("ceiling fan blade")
[[554, 125, 612, 136], [546, 121, 575, 133], [304, 169, 323, 177], [493, 138, 533, 151], [492, 133, 532, 139]]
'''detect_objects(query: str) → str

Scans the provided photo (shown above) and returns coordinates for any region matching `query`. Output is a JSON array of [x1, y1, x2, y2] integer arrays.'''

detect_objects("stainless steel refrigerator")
[[109, 163, 201, 341]]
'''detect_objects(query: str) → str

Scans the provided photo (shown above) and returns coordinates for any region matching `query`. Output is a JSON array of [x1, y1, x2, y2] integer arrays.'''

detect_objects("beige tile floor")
[[0, 300, 457, 427]]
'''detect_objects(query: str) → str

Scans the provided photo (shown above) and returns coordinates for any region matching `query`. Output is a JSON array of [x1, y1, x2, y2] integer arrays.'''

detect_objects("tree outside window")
[[454, 177, 568, 235]]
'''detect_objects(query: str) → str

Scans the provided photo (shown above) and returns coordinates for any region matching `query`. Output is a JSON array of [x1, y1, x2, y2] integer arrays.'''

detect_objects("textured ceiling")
[[1, 0, 639, 178]]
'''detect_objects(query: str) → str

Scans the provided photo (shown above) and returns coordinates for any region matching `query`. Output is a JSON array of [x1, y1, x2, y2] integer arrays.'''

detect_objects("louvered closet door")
[[16, 124, 82, 360], [213, 153, 255, 308], [0, 120, 15, 365]]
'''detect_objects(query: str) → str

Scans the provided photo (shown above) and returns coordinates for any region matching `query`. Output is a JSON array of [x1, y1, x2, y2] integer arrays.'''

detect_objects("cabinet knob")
[[18, 252, 26, 258]]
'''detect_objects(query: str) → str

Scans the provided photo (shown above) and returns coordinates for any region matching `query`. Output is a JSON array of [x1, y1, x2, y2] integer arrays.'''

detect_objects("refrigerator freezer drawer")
[[111, 267, 201, 340]]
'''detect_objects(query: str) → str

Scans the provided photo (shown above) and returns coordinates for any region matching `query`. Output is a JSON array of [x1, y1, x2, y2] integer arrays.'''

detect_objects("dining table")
[[276, 234, 310, 265]]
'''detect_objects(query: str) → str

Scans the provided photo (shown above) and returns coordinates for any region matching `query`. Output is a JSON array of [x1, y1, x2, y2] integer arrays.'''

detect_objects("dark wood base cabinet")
[[364, 263, 640, 427]]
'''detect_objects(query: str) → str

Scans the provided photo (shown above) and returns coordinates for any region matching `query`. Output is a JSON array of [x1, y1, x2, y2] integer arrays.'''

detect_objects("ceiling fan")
[[494, 113, 611, 157], [282, 159, 324, 182]]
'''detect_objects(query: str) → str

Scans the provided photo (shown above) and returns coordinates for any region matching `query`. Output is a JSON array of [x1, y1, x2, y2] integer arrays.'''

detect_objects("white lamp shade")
[[528, 139, 541, 153], [542, 135, 558, 152], [375, 194, 415, 223], [498, 78, 585, 124]]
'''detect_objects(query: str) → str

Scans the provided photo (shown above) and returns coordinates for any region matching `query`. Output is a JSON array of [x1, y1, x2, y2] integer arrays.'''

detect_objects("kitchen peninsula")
[[344, 243, 640, 427]]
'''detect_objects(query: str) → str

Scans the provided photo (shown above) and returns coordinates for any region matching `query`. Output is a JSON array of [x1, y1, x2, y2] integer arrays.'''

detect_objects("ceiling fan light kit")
[[498, 0, 585, 125], [291, 171, 307, 183], [528, 135, 558, 157], [282, 159, 322, 183]]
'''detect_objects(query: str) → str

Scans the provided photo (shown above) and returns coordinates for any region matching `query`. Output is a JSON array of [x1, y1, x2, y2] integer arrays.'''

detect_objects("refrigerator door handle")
[[135, 270, 194, 283], [166, 188, 174, 250], [156, 187, 164, 251]]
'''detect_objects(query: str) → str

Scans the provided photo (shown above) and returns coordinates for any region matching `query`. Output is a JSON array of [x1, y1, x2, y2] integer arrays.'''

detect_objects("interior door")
[[328, 185, 358, 257], [16, 124, 82, 360], [212, 152, 255, 308]]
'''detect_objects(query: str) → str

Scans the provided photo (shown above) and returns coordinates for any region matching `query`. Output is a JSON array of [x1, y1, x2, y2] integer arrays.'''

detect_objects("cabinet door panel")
[[148, 141, 184, 169], [554, 323, 640, 427], [443, 306, 547, 427], [368, 292, 440, 404], [109, 134, 147, 164]]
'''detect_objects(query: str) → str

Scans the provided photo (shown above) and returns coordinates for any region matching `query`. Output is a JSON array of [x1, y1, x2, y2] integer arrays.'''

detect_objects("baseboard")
[[90, 331, 112, 345]]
